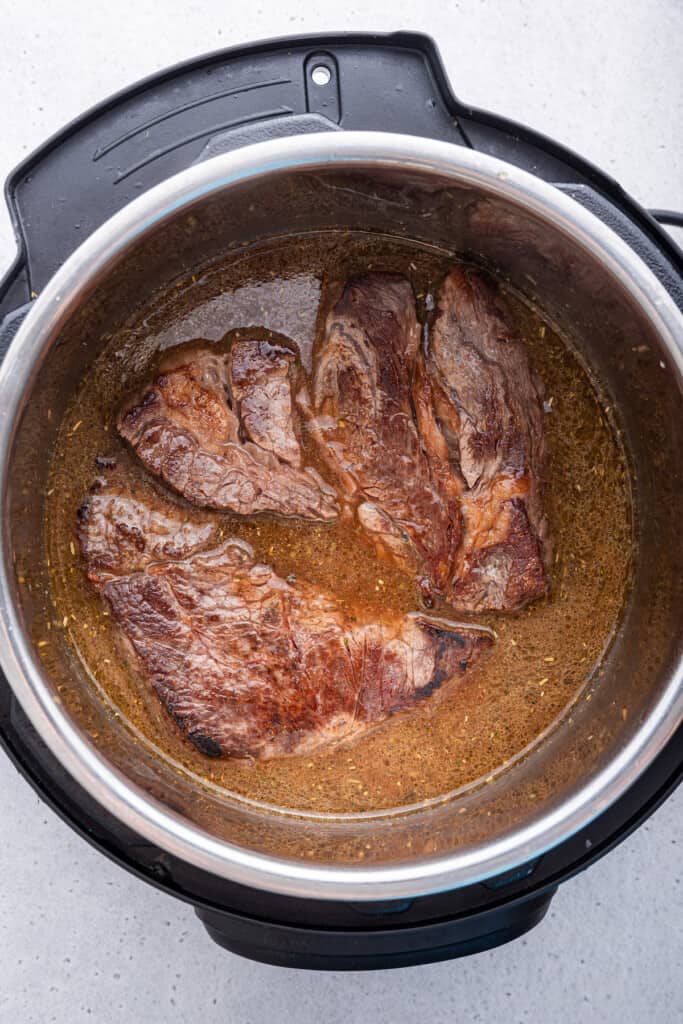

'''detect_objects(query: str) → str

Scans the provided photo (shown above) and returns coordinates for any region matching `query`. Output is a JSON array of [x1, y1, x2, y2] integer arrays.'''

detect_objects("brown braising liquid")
[[45, 232, 633, 815]]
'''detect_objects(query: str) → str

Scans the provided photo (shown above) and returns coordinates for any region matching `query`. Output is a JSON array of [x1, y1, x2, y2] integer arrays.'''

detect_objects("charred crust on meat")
[[414, 675, 441, 700], [188, 732, 222, 757], [121, 389, 158, 425]]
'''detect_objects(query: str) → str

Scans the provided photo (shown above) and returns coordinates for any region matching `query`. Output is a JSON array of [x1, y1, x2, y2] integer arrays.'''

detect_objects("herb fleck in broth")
[[45, 232, 633, 814]]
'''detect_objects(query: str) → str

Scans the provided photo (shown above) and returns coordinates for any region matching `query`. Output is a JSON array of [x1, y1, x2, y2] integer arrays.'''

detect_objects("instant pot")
[[1, 33, 681, 970]]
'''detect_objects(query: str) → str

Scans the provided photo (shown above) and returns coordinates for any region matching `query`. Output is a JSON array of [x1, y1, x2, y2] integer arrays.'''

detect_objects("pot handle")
[[195, 886, 557, 969], [649, 209, 683, 230]]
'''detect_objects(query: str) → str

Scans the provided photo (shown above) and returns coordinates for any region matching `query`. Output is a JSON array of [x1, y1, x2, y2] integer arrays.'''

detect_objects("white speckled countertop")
[[1, 2, 681, 1021]]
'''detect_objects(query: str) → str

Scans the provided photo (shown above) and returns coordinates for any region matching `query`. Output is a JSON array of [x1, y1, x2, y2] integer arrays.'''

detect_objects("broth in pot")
[[45, 231, 633, 816]]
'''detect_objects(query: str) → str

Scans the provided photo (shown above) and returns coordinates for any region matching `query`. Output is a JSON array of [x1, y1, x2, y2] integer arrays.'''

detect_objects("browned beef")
[[76, 472, 219, 584], [418, 266, 549, 611], [302, 274, 462, 605], [78, 478, 492, 759], [118, 344, 338, 521], [228, 338, 303, 467]]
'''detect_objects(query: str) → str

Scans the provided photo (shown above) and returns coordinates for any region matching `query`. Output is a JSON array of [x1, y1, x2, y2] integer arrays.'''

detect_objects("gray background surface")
[[0, 2, 681, 1021]]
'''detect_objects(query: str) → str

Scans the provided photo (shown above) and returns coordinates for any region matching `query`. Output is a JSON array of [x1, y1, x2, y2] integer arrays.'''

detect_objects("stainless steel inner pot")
[[0, 133, 681, 900]]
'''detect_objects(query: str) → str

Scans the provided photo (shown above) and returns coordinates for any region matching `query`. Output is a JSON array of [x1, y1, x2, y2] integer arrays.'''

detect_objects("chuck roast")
[[302, 274, 462, 605], [77, 472, 218, 582], [417, 266, 549, 610], [305, 270, 548, 612], [77, 477, 492, 759], [118, 341, 338, 521]]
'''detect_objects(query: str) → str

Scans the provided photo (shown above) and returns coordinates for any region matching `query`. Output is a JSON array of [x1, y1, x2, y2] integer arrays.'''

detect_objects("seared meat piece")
[[78, 479, 492, 759], [118, 344, 338, 521], [303, 274, 461, 604], [418, 266, 549, 611], [76, 472, 218, 584], [228, 337, 302, 467]]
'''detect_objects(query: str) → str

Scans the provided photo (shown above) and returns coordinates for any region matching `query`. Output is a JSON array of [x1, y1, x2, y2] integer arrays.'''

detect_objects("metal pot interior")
[[2, 139, 682, 895]]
